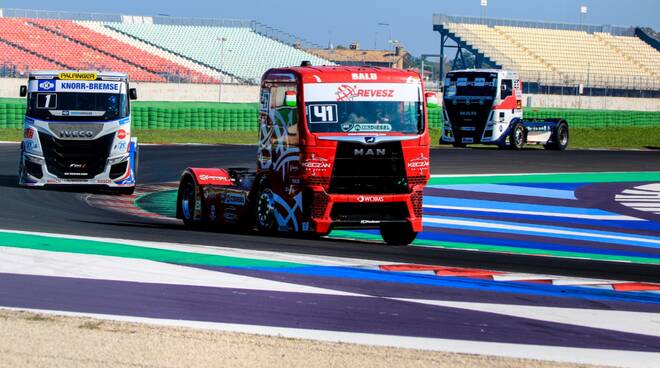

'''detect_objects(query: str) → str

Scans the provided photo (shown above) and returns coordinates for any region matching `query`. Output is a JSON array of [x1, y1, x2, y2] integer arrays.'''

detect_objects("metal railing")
[[0, 8, 322, 48], [433, 14, 636, 36]]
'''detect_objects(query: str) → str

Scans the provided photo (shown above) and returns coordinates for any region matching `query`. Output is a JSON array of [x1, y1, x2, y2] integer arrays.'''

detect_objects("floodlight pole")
[[378, 22, 392, 50]]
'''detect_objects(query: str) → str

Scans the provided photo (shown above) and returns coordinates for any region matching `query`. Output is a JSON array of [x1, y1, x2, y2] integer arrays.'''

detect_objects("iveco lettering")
[[18, 71, 139, 194], [176, 64, 432, 245]]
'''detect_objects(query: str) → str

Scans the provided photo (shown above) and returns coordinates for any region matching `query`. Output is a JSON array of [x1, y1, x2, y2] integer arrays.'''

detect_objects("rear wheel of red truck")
[[380, 222, 417, 246], [179, 177, 201, 227]]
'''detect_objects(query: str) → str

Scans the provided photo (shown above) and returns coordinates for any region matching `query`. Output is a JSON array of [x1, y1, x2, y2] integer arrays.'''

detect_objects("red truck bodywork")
[[177, 65, 431, 245]]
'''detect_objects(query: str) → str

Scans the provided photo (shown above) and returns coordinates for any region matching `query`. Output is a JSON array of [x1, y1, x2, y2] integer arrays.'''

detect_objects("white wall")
[[525, 94, 660, 111], [1, 78, 657, 111], [0, 78, 259, 103], [130, 81, 259, 103]]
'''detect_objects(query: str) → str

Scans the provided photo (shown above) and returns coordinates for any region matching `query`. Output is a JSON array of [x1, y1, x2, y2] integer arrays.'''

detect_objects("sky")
[[1, 0, 658, 56]]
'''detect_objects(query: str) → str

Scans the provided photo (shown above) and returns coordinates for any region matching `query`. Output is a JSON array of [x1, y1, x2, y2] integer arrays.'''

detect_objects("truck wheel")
[[380, 223, 417, 246], [255, 183, 278, 233], [545, 122, 569, 151], [179, 177, 201, 227], [509, 122, 526, 150]]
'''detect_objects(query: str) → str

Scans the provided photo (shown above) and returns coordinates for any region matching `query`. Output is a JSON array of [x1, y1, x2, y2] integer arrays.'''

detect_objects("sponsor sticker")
[[30, 80, 123, 94], [341, 123, 392, 133], [408, 154, 430, 170], [351, 72, 377, 81], [304, 83, 420, 103], [117, 129, 127, 139], [37, 80, 56, 92], [221, 192, 246, 206], [335, 84, 395, 102], [199, 174, 231, 182], [58, 72, 97, 81], [357, 195, 385, 203]]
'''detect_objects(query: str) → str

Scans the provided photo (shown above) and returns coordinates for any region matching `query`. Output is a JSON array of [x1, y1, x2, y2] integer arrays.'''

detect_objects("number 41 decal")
[[308, 104, 338, 123]]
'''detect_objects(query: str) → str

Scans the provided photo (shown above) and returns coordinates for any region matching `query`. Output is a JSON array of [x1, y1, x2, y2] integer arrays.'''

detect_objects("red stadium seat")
[[30, 19, 217, 83], [0, 18, 166, 82]]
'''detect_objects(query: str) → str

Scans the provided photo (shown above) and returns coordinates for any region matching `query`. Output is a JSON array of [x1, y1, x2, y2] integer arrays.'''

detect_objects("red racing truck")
[[176, 64, 433, 245]]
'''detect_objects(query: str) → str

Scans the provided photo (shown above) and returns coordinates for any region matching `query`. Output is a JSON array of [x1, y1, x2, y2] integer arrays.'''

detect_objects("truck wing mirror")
[[19, 85, 27, 97], [129, 88, 138, 100], [284, 91, 297, 107], [425, 92, 439, 108]]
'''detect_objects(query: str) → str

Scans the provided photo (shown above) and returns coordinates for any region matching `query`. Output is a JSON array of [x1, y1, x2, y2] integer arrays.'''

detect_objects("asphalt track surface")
[[2, 143, 660, 281]]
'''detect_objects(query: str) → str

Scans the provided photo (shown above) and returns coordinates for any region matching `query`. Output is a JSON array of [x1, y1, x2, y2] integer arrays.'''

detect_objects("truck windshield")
[[444, 72, 497, 99], [306, 101, 422, 134], [26, 92, 128, 121]]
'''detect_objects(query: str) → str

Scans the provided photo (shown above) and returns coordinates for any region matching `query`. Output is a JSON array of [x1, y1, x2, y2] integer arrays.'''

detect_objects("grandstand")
[[0, 9, 331, 84], [433, 14, 660, 97]]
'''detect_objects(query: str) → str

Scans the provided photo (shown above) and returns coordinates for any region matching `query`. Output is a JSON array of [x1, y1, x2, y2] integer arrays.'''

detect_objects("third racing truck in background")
[[440, 69, 569, 150], [177, 64, 432, 245]]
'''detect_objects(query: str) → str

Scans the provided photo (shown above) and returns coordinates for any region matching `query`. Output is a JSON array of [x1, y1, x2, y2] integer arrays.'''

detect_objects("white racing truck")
[[440, 69, 569, 150], [18, 71, 139, 194]]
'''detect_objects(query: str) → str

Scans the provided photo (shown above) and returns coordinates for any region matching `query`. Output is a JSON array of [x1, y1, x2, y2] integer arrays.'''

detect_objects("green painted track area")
[[134, 172, 660, 265]]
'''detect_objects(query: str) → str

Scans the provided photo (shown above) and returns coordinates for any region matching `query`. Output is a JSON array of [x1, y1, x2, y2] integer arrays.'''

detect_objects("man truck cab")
[[441, 69, 569, 150], [177, 65, 432, 245], [18, 71, 139, 194]]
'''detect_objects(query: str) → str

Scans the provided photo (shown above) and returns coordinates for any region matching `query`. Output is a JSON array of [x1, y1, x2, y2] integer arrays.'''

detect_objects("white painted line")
[[2, 307, 657, 368], [395, 299, 660, 338], [0, 228, 383, 267], [0, 247, 358, 297], [423, 217, 660, 245], [637, 184, 660, 191], [431, 171, 660, 178], [424, 204, 643, 221]]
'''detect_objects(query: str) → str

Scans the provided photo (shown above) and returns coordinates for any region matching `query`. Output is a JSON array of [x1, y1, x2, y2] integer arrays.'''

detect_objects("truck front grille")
[[329, 141, 407, 194], [39, 132, 114, 179]]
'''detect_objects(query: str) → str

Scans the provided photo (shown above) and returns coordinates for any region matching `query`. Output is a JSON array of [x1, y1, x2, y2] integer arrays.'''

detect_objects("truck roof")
[[28, 70, 129, 80], [263, 65, 421, 84]]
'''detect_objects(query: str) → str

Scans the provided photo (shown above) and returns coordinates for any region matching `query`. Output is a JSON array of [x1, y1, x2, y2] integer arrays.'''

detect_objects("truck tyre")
[[255, 181, 278, 233], [545, 121, 569, 151], [179, 177, 201, 227], [509, 122, 526, 150], [380, 222, 417, 246]]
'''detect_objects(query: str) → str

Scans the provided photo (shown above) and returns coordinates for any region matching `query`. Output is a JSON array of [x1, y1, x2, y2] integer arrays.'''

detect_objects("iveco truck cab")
[[19, 71, 139, 194], [441, 69, 569, 150]]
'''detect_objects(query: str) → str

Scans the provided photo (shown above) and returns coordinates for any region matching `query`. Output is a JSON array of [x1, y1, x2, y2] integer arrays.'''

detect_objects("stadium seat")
[[0, 18, 165, 82], [104, 22, 331, 82], [441, 20, 659, 89]]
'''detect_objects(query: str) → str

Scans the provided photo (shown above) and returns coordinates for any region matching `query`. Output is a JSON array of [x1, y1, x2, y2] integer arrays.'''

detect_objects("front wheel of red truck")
[[380, 223, 417, 246], [254, 182, 278, 233]]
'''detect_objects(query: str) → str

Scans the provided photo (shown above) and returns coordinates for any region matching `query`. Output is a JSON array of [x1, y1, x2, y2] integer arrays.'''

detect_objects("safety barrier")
[[1, 99, 658, 130]]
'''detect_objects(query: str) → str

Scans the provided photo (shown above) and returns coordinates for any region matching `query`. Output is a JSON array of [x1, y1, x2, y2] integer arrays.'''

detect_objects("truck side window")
[[269, 85, 298, 136], [501, 79, 513, 99]]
